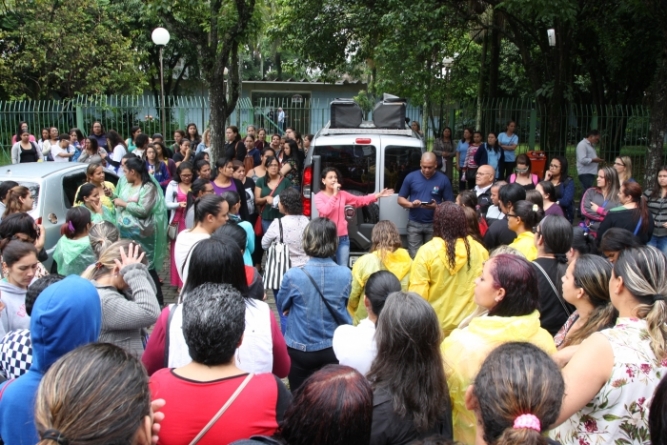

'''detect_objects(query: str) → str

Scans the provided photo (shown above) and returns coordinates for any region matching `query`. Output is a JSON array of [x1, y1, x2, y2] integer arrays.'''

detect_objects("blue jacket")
[[278, 257, 352, 352], [0, 276, 101, 445], [473, 143, 505, 177]]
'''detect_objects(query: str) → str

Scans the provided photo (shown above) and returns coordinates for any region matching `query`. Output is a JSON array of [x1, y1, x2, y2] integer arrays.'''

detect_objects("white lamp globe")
[[151, 27, 170, 46]]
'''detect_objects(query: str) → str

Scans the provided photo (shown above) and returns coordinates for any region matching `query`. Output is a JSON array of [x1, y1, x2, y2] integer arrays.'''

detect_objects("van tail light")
[[302, 165, 312, 217], [35, 217, 42, 225]]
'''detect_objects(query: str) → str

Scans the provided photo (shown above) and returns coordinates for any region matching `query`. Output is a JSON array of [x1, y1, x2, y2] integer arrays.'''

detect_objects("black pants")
[[502, 161, 516, 181], [287, 347, 338, 392], [149, 268, 164, 306]]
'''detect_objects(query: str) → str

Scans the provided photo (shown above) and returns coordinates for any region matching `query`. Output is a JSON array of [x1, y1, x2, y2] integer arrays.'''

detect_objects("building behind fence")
[[0, 95, 661, 181]]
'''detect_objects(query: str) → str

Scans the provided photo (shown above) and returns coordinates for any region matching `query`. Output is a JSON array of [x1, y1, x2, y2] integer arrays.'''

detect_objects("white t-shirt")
[[110, 144, 127, 177], [332, 318, 377, 376], [51, 144, 71, 162], [174, 230, 210, 284]]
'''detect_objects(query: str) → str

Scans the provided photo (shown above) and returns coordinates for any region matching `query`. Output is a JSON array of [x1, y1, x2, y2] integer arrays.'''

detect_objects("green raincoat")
[[52, 235, 97, 276], [114, 176, 167, 271]]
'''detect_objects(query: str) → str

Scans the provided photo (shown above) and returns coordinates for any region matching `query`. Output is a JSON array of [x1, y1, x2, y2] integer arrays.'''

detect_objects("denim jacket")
[[278, 257, 352, 352]]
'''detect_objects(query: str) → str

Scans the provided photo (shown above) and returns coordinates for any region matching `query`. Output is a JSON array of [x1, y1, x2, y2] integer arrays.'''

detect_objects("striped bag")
[[264, 218, 291, 290]]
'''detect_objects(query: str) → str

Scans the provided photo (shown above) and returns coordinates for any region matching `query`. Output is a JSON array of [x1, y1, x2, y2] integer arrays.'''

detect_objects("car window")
[[0, 181, 40, 211], [384, 145, 422, 191], [313, 144, 376, 194], [62, 172, 89, 208]]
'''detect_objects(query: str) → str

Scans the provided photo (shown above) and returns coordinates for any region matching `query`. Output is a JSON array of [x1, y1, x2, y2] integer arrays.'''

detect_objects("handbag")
[[300, 267, 348, 326], [533, 261, 571, 318], [255, 180, 280, 236], [264, 219, 291, 290], [167, 222, 178, 240], [188, 373, 254, 445]]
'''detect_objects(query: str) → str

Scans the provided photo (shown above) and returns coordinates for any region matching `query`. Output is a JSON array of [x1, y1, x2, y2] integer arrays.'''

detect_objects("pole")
[[159, 46, 166, 138]]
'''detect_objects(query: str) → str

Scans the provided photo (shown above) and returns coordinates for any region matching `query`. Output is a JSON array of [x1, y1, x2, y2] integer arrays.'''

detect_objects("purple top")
[[212, 179, 237, 196], [545, 203, 565, 217]]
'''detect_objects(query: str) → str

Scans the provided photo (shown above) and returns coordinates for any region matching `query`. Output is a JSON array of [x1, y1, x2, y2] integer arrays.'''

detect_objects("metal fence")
[[0, 95, 660, 181]]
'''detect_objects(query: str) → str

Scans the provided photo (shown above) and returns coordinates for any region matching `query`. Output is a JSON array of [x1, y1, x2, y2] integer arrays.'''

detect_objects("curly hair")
[[433, 202, 470, 270], [370, 220, 402, 259]]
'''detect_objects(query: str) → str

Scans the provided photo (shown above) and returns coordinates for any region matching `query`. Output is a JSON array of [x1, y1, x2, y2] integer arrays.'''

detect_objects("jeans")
[[335, 235, 350, 267], [148, 268, 164, 306], [648, 235, 667, 257], [261, 218, 272, 234], [287, 347, 338, 392], [407, 220, 434, 258], [579, 174, 596, 191]]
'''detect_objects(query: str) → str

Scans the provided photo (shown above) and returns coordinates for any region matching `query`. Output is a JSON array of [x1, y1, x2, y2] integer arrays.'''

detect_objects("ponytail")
[[496, 425, 548, 445], [614, 246, 667, 361], [59, 207, 91, 239], [513, 200, 544, 231]]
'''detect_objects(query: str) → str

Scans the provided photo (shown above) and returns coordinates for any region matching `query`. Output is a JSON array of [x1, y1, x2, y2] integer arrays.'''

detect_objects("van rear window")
[[384, 146, 422, 191], [314, 145, 376, 194]]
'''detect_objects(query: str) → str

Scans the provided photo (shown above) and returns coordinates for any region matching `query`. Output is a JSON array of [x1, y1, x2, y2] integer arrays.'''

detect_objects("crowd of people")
[[0, 120, 666, 445]]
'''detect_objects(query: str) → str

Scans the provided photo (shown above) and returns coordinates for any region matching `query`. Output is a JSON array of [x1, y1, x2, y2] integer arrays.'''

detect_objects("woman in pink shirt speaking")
[[315, 167, 393, 267]]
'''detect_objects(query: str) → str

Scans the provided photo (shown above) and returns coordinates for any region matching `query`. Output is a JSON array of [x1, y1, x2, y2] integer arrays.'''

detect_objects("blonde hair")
[[490, 245, 525, 258], [35, 343, 150, 445], [88, 222, 120, 258], [614, 246, 667, 360], [370, 220, 402, 260], [81, 239, 144, 280], [3, 186, 31, 218], [616, 156, 633, 183]]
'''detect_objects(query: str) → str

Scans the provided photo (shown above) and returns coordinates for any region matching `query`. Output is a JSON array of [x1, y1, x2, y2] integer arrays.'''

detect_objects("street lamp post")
[[151, 27, 171, 138]]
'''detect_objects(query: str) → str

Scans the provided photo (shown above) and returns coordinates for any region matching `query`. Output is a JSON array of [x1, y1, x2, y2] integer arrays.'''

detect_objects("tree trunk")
[[209, 70, 228, 163], [487, 11, 501, 99], [475, 32, 488, 131], [645, 43, 667, 186]]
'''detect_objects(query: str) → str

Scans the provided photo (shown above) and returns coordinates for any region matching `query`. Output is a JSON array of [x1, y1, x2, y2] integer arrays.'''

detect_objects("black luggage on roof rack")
[[330, 99, 363, 128], [372, 94, 407, 129]]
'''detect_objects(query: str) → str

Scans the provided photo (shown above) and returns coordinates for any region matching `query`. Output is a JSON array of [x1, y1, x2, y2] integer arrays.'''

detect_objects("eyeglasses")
[[549, 164, 559, 168], [268, 164, 280, 168], [614, 162, 625, 167], [506, 213, 517, 218]]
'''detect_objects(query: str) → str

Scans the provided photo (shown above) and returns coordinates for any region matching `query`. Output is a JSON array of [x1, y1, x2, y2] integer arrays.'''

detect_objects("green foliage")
[[0, 0, 146, 99]]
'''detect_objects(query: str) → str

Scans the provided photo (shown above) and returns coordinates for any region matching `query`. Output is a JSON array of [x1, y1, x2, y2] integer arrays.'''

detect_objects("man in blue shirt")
[[398, 152, 454, 257]]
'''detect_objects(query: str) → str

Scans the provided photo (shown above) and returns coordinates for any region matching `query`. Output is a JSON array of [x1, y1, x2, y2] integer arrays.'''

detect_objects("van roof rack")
[[319, 121, 414, 136]]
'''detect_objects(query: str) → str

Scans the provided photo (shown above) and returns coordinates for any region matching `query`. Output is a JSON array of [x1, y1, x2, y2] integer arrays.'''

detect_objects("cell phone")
[[420, 201, 431, 206]]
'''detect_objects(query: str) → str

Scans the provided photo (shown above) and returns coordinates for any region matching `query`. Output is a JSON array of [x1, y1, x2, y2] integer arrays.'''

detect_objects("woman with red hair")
[[441, 254, 556, 444], [597, 180, 654, 244]]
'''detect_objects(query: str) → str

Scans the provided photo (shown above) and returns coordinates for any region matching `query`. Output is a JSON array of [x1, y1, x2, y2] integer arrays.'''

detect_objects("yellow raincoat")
[[408, 236, 488, 338], [441, 310, 556, 444], [509, 231, 537, 261], [347, 248, 412, 324]]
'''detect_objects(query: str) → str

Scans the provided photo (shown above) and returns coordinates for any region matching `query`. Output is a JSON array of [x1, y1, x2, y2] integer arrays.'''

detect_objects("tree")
[[148, 0, 260, 158], [0, 0, 145, 99]]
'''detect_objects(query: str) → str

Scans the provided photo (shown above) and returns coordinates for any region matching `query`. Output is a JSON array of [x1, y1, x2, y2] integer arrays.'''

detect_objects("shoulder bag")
[[188, 373, 254, 445], [533, 261, 571, 318], [263, 218, 291, 290], [300, 267, 348, 326], [254, 179, 280, 236]]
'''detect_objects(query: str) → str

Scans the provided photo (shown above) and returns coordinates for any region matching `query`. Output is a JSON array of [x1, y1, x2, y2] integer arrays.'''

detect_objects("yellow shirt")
[[409, 236, 488, 338], [442, 310, 556, 444], [509, 231, 537, 261]]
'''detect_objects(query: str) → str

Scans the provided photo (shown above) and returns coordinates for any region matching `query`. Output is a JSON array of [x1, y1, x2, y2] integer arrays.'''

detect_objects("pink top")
[[315, 190, 377, 236], [11, 134, 36, 144]]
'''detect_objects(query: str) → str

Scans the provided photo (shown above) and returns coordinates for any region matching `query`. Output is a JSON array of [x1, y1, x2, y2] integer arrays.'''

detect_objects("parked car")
[[0, 163, 118, 270], [302, 120, 425, 266]]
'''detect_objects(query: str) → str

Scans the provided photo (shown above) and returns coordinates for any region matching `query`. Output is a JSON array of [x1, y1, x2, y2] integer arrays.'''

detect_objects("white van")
[[301, 121, 425, 266]]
